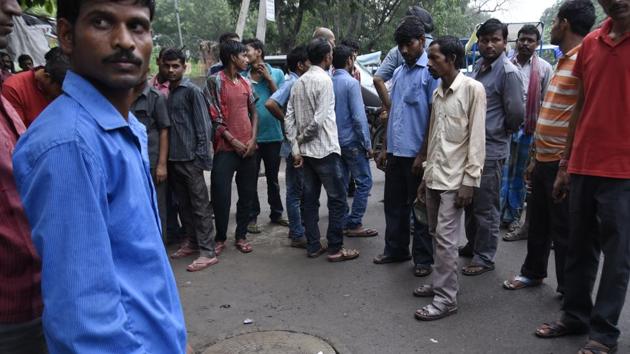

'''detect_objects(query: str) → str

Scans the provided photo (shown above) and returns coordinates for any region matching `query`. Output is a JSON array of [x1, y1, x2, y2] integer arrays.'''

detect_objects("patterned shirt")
[[285, 65, 340, 159], [534, 45, 580, 162]]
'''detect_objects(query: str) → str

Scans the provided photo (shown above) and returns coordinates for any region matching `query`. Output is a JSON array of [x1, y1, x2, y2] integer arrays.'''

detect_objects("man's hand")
[[524, 160, 536, 186], [232, 139, 247, 156], [186, 344, 194, 354], [455, 185, 474, 208], [366, 148, 373, 159], [244, 139, 256, 157], [552, 168, 570, 203], [411, 156, 424, 176], [378, 109, 388, 124], [292, 153, 304, 168], [155, 163, 167, 184], [376, 151, 387, 171], [256, 64, 272, 82], [417, 180, 427, 204]]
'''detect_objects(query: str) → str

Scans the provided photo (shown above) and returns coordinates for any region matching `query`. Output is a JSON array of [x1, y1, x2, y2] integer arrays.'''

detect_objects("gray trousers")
[[169, 161, 216, 258], [427, 189, 464, 308], [0, 318, 47, 354], [151, 168, 168, 244], [465, 159, 503, 266]]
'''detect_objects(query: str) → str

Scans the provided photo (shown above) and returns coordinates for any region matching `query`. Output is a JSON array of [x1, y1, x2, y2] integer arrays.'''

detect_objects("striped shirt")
[[534, 45, 580, 162]]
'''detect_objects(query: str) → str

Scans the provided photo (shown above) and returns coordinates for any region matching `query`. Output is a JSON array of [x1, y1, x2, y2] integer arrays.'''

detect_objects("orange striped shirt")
[[534, 45, 580, 162]]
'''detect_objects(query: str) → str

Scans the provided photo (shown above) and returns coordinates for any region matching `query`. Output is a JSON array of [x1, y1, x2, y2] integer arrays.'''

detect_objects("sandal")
[[215, 241, 226, 256], [535, 321, 587, 338], [271, 218, 290, 227], [414, 266, 432, 277], [235, 240, 253, 253], [186, 256, 218, 272], [345, 227, 378, 238], [171, 243, 198, 259], [413, 284, 434, 297], [327, 248, 360, 262], [247, 222, 261, 234], [307, 246, 327, 258], [462, 264, 495, 276], [503, 228, 528, 242], [503, 275, 543, 290], [579, 340, 617, 354], [415, 303, 458, 321]]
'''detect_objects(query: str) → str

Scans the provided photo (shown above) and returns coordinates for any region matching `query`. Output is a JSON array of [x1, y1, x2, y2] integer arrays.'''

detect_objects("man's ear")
[[57, 18, 74, 57]]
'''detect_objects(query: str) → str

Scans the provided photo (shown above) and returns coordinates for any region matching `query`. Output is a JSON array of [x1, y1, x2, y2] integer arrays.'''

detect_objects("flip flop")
[[535, 321, 587, 338], [235, 240, 253, 253], [186, 256, 218, 272], [462, 264, 495, 276], [215, 241, 225, 256], [345, 227, 379, 238], [503, 275, 543, 290], [415, 303, 458, 321], [327, 248, 360, 262], [170, 244, 198, 259]]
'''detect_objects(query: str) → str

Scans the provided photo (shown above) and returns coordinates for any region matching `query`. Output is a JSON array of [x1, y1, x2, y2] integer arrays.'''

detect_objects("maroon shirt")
[[0, 95, 42, 323]]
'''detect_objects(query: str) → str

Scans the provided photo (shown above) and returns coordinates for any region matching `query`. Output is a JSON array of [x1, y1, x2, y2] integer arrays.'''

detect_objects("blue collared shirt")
[[12, 71, 187, 354], [387, 52, 439, 157], [270, 72, 299, 158], [332, 68, 371, 150]]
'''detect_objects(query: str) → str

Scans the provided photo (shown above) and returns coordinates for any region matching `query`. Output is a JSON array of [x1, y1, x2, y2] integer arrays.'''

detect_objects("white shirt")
[[285, 65, 340, 159], [424, 73, 487, 190]]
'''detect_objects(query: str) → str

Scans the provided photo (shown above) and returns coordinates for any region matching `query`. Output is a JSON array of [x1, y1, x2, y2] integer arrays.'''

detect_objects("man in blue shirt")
[[265, 45, 311, 248], [332, 45, 377, 238], [242, 38, 289, 233], [12, 1, 188, 353], [373, 16, 438, 277]]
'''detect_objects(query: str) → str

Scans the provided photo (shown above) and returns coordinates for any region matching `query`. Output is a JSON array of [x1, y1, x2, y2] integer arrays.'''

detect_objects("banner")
[[266, 0, 275, 22]]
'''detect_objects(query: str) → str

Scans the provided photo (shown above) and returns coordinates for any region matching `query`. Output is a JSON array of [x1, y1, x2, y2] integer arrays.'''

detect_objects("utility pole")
[[235, 0, 251, 38], [174, 0, 183, 47], [255, 0, 267, 42]]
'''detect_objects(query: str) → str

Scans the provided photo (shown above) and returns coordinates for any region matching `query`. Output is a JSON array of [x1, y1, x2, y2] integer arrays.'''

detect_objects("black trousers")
[[561, 174, 630, 348], [383, 155, 433, 266], [250, 142, 284, 222], [212, 151, 257, 241], [520, 161, 568, 293], [169, 161, 216, 257], [0, 318, 47, 354]]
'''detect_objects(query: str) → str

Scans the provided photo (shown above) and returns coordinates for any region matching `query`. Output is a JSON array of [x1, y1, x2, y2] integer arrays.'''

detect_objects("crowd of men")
[[0, 0, 629, 353]]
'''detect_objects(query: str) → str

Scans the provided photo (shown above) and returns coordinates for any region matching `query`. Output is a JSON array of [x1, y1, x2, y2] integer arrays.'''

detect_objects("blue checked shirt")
[[12, 71, 187, 354]]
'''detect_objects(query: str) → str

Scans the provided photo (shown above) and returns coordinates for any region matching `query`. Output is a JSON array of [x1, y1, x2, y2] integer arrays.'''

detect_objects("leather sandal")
[[579, 340, 617, 354], [415, 303, 458, 321], [413, 284, 434, 297], [327, 248, 360, 262], [186, 256, 218, 272]]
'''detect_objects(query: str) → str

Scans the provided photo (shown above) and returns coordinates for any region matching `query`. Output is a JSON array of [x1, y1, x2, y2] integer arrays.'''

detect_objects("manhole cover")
[[202, 330, 337, 354]]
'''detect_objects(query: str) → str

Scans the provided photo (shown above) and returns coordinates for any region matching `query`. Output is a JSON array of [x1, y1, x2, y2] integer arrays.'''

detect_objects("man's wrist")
[[559, 158, 569, 169]]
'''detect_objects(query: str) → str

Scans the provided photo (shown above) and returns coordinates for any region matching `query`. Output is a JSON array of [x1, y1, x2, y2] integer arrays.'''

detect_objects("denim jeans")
[[285, 154, 305, 239], [250, 142, 284, 222], [340, 145, 373, 229], [302, 153, 347, 254]]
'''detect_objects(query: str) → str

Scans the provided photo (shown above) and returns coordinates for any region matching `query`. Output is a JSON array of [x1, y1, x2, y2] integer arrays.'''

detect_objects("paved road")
[[172, 161, 630, 354]]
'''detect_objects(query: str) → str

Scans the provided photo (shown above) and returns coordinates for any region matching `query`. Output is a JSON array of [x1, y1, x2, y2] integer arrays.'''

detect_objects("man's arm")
[[349, 80, 372, 151], [502, 71, 525, 133], [298, 79, 333, 144], [373, 76, 391, 111], [13, 143, 145, 353], [373, 46, 400, 111], [2, 83, 27, 125], [154, 93, 170, 183], [284, 92, 302, 166], [191, 88, 213, 167], [244, 96, 259, 157], [463, 84, 487, 187], [265, 98, 284, 122]]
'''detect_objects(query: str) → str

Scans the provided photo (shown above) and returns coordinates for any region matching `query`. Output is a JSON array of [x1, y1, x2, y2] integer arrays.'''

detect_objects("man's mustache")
[[103, 50, 143, 66]]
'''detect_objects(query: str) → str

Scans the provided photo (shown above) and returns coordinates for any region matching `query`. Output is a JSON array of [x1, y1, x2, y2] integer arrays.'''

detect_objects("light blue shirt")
[[270, 72, 299, 158], [12, 71, 187, 354], [387, 52, 439, 157], [332, 68, 371, 150]]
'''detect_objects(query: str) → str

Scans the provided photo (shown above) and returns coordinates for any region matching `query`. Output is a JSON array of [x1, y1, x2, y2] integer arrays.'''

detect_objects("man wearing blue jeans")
[[285, 38, 359, 262], [331, 45, 377, 237], [266, 45, 311, 247]]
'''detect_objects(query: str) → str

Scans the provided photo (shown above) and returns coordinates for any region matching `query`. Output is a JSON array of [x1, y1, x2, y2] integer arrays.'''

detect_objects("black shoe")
[[373, 254, 412, 264], [458, 244, 473, 258], [290, 237, 307, 249]]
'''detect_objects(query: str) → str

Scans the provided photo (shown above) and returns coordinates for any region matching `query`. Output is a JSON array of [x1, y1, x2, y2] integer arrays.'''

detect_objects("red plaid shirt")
[[0, 95, 42, 323]]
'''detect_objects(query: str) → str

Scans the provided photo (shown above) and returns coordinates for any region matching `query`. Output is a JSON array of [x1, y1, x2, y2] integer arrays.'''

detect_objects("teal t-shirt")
[[245, 63, 285, 143]]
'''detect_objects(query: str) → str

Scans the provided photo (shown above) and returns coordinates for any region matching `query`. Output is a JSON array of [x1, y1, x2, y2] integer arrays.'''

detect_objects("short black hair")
[[287, 45, 308, 73], [340, 38, 360, 53], [57, 0, 155, 25], [17, 54, 32, 65], [517, 24, 541, 41], [406, 5, 435, 34], [219, 40, 247, 66], [394, 16, 426, 46], [242, 38, 265, 59], [476, 18, 508, 40], [0, 52, 10, 59], [430, 35, 465, 69], [219, 32, 240, 44], [162, 47, 186, 65], [332, 45, 354, 70], [558, 0, 596, 37], [44, 47, 70, 84], [307, 37, 332, 66]]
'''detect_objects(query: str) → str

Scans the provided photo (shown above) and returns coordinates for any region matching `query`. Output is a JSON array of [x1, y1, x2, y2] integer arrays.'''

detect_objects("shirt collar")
[[563, 44, 581, 58], [150, 75, 169, 88], [403, 51, 428, 69], [289, 71, 299, 80], [309, 65, 327, 74], [62, 70, 130, 131], [171, 77, 193, 89], [435, 72, 464, 97], [333, 68, 351, 77], [597, 18, 630, 47]]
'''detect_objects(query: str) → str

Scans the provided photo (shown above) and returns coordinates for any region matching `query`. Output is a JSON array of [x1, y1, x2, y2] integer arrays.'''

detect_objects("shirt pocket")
[[443, 113, 468, 144], [403, 82, 421, 105]]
